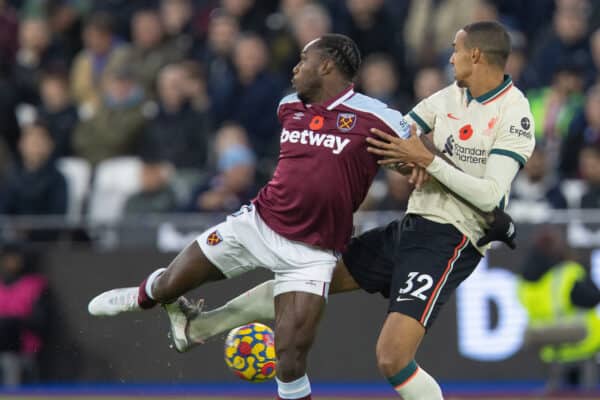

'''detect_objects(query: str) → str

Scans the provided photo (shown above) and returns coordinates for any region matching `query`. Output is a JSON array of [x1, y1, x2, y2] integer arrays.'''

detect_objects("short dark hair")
[[85, 12, 114, 34], [462, 21, 511, 68], [314, 33, 362, 80]]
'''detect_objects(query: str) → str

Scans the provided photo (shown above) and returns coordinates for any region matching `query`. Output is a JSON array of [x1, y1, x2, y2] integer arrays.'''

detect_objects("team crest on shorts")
[[336, 113, 356, 132], [207, 230, 223, 246]]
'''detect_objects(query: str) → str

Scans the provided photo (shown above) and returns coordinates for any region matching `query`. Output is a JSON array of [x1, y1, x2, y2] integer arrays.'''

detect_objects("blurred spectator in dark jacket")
[[70, 12, 130, 116], [160, 0, 196, 56], [126, 8, 187, 97], [0, 66, 20, 159], [587, 27, 600, 86], [393, 65, 447, 114], [72, 69, 146, 165], [0, 0, 19, 68], [222, 34, 285, 166], [45, 0, 86, 64], [0, 242, 51, 386], [505, 29, 543, 92], [337, 0, 408, 91], [140, 63, 211, 170], [129, 62, 212, 212], [524, 0, 594, 89], [91, 0, 158, 40], [0, 121, 67, 216], [196, 11, 239, 123], [510, 148, 568, 213], [560, 84, 600, 178], [490, 0, 555, 45], [579, 143, 600, 210], [220, 0, 270, 35], [412, 66, 446, 104], [38, 70, 79, 159], [13, 17, 66, 106], [358, 53, 402, 110], [0, 137, 13, 188], [179, 60, 211, 113], [186, 123, 257, 212]]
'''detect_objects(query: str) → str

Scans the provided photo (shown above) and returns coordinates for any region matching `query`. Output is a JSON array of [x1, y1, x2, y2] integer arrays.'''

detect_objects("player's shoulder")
[[415, 83, 460, 109], [430, 82, 460, 101], [343, 93, 409, 137], [343, 93, 402, 121], [506, 84, 530, 106], [277, 92, 301, 111], [277, 92, 302, 119], [500, 84, 533, 116]]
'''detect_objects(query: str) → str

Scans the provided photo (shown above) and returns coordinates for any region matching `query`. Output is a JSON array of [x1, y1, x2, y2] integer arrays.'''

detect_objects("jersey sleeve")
[[404, 87, 448, 134], [489, 99, 535, 168], [372, 106, 411, 139], [277, 93, 300, 122]]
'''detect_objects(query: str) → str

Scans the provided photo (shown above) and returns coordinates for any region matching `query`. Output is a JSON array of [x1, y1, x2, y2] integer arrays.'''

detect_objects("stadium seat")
[[56, 157, 92, 223], [88, 157, 143, 224]]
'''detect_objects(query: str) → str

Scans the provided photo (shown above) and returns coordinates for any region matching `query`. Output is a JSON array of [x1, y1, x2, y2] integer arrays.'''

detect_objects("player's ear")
[[319, 58, 335, 76], [471, 47, 482, 64]]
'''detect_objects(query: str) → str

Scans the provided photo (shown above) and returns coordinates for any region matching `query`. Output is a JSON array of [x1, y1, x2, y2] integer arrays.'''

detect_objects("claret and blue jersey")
[[253, 85, 409, 252]]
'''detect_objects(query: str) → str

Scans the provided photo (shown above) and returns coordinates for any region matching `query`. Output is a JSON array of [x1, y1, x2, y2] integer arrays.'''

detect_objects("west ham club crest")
[[206, 230, 223, 246], [336, 113, 356, 132]]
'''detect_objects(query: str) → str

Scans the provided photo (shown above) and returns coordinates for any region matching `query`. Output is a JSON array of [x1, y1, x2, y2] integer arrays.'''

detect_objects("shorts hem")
[[273, 281, 330, 299]]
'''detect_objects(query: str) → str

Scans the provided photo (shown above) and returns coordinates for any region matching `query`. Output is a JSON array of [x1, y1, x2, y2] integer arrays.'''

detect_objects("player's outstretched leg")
[[274, 291, 325, 400], [164, 260, 362, 352], [167, 280, 275, 352], [377, 313, 443, 399], [88, 241, 225, 316]]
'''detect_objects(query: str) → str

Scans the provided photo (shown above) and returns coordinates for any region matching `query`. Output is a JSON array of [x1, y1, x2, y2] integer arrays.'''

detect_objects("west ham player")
[[88, 34, 411, 400], [156, 22, 533, 400]]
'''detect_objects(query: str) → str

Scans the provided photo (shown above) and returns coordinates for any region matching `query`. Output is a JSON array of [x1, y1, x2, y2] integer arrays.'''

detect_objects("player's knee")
[[376, 344, 412, 377]]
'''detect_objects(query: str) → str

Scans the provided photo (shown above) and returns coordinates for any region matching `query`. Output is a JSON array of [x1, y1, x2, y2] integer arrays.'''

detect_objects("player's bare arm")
[[367, 124, 434, 168]]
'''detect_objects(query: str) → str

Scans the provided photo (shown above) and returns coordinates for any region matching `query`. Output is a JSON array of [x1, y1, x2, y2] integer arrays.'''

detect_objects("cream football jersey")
[[404, 75, 535, 253]]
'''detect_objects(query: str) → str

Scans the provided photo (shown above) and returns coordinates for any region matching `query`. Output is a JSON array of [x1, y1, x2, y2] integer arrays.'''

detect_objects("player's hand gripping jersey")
[[405, 75, 535, 253], [254, 86, 409, 252]]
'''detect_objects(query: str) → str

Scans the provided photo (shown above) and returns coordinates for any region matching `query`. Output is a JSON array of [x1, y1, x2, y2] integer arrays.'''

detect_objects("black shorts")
[[343, 214, 481, 329]]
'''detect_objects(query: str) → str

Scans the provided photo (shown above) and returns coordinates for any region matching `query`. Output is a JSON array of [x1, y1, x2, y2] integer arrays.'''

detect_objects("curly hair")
[[314, 33, 362, 81]]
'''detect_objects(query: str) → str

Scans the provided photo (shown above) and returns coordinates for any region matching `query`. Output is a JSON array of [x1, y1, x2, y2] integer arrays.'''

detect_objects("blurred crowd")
[[0, 0, 600, 231]]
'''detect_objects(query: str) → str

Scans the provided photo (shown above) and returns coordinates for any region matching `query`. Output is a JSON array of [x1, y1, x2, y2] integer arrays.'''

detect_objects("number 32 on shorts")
[[397, 272, 433, 301]]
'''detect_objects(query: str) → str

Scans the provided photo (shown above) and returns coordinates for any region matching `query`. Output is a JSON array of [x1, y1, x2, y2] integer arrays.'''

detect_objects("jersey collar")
[[466, 74, 513, 105], [321, 84, 355, 110]]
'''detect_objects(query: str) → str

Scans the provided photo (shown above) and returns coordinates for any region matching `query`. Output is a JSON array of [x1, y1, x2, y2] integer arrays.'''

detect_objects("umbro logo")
[[293, 112, 304, 120]]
